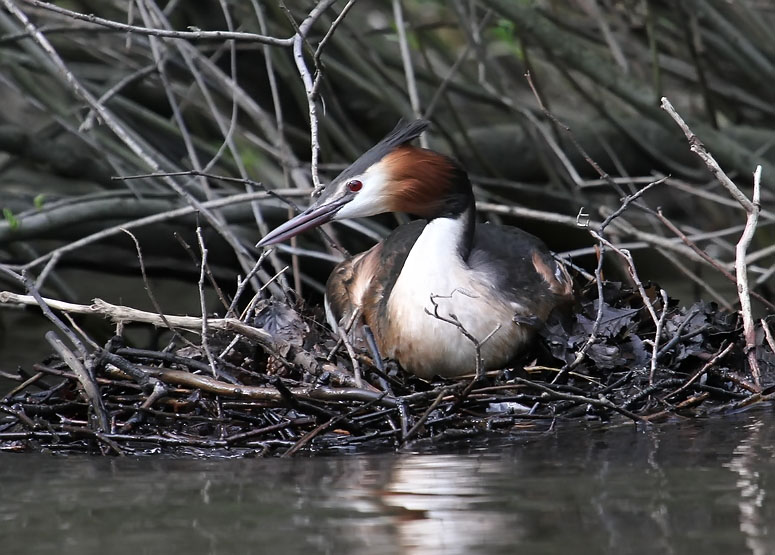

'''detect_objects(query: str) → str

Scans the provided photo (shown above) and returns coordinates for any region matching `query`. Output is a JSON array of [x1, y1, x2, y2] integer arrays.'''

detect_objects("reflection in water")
[[1, 410, 775, 554], [382, 456, 514, 554], [327, 455, 522, 555], [588, 428, 677, 555], [319, 412, 775, 555], [725, 418, 768, 555]]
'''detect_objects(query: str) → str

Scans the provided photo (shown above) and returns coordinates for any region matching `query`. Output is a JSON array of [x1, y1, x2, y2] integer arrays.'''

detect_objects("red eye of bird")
[[347, 179, 363, 192]]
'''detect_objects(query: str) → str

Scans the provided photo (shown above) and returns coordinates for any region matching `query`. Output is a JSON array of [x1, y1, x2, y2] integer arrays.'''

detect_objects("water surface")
[[1, 409, 773, 554]]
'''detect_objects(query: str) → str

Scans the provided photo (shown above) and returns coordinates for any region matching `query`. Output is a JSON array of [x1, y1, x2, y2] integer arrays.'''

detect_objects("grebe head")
[[257, 119, 471, 247]]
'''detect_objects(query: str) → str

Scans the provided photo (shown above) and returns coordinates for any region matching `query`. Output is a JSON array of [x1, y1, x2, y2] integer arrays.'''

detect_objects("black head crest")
[[332, 119, 430, 184]]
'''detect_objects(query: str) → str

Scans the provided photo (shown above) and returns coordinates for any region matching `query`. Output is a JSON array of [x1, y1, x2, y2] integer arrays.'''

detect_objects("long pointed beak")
[[256, 194, 349, 247]]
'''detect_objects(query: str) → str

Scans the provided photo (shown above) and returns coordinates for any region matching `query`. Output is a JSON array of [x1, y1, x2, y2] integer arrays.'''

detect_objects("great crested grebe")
[[257, 120, 573, 379]]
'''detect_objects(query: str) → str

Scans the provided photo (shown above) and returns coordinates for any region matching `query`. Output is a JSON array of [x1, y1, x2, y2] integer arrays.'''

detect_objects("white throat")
[[396, 214, 470, 300], [385, 212, 527, 377]]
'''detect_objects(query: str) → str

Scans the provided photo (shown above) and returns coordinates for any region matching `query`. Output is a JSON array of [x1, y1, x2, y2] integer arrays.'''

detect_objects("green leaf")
[[3, 208, 19, 230], [488, 18, 524, 59], [33, 194, 45, 209], [491, 18, 515, 43]]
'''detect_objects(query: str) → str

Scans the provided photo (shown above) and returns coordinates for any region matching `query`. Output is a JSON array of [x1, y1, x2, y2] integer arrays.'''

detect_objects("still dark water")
[[1, 409, 774, 555]]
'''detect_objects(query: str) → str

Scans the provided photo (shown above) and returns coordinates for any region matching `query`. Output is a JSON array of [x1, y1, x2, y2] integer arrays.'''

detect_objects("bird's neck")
[[382, 145, 477, 256], [443, 201, 476, 260], [416, 152, 476, 259], [399, 201, 475, 267]]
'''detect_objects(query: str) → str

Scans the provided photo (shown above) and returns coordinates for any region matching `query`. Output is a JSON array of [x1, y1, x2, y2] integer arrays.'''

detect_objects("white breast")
[[385, 216, 530, 378]]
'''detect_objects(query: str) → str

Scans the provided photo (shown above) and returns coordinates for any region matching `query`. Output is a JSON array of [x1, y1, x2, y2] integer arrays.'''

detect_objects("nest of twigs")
[[1, 1, 774, 457], [1, 278, 773, 457]]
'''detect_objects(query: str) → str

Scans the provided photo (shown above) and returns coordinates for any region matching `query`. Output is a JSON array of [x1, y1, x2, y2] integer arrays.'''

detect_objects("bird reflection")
[[324, 453, 524, 554], [725, 418, 768, 555]]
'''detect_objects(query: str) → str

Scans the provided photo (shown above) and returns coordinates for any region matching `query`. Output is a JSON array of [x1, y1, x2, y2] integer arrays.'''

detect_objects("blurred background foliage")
[[0, 0, 773, 365]]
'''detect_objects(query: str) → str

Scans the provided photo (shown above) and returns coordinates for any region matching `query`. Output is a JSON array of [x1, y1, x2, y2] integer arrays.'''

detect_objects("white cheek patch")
[[334, 165, 390, 220]]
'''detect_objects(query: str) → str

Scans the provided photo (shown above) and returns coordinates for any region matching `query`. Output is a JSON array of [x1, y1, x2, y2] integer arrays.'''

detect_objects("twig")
[[559, 178, 665, 379], [227, 250, 271, 318], [311, 0, 358, 97], [655, 209, 775, 311], [326, 305, 363, 361], [595, 0, 628, 68], [81, 63, 157, 132], [133, 366, 398, 408], [511, 377, 645, 422], [424, 10, 493, 119], [526, 70, 620, 191], [736, 166, 762, 388], [338, 325, 363, 388], [196, 226, 219, 377], [660, 97, 755, 213], [45, 331, 109, 432], [18, 0, 297, 45], [763, 318, 775, 355], [656, 307, 703, 359], [14, 190, 306, 273], [1, 371, 44, 401], [588, 236, 660, 324], [122, 229, 194, 348], [0, 266, 87, 358], [2, 2, 273, 288], [0, 404, 37, 429], [284, 0, 339, 192], [425, 290, 500, 379], [253, 0, 297, 295], [224, 417, 314, 445], [392, 0, 427, 147], [0, 292, 277, 350], [663, 342, 735, 401], [118, 380, 169, 433], [654, 247, 734, 312], [401, 386, 456, 444], [62, 312, 101, 351], [649, 289, 669, 385], [281, 392, 383, 457], [664, 177, 775, 221]]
